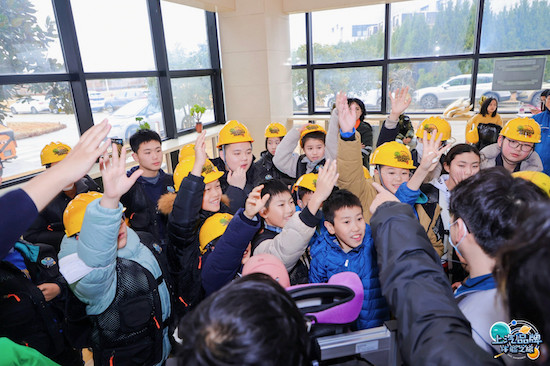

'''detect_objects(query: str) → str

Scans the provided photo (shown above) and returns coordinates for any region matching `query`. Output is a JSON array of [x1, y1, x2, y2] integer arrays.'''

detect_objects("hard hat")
[[173, 156, 224, 191], [465, 123, 479, 144], [512, 171, 550, 197], [199, 213, 233, 255], [242, 253, 290, 288], [63, 192, 103, 237], [500, 117, 541, 143], [217, 120, 254, 148], [178, 144, 195, 162], [41, 142, 71, 166], [363, 166, 372, 179], [265, 123, 287, 138], [300, 124, 326, 140], [292, 173, 317, 192], [370, 141, 415, 170], [415, 116, 452, 141]]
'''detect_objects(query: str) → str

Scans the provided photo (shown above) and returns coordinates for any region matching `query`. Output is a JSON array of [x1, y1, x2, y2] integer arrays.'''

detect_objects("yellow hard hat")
[[415, 116, 452, 141], [363, 166, 372, 179], [41, 142, 71, 166], [512, 171, 550, 197], [217, 120, 254, 148], [370, 141, 415, 170], [178, 144, 195, 162], [63, 192, 103, 237], [300, 124, 326, 140], [265, 123, 287, 138], [500, 117, 541, 143], [293, 173, 317, 192], [173, 156, 224, 191], [199, 213, 233, 254], [465, 123, 479, 144]]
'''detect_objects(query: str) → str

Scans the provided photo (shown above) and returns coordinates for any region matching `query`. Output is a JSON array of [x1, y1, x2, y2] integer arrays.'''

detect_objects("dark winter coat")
[[252, 150, 295, 186]]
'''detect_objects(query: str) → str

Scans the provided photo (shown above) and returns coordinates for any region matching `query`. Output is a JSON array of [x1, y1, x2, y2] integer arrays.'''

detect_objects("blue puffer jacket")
[[309, 225, 390, 329], [533, 110, 550, 175]]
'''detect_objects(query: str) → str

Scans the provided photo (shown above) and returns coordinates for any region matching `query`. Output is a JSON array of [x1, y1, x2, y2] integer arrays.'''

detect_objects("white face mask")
[[449, 219, 468, 257]]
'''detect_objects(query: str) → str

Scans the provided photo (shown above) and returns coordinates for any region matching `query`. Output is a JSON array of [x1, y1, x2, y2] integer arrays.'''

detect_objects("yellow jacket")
[[465, 113, 503, 144]]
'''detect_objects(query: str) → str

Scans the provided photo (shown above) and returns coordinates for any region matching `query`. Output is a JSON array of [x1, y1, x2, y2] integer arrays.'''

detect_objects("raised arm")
[[407, 130, 445, 191], [273, 127, 301, 178]]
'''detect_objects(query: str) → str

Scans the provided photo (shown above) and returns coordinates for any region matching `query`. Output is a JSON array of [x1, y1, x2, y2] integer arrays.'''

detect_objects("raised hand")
[[100, 143, 143, 209], [191, 131, 208, 177], [227, 167, 247, 190], [244, 185, 270, 220], [308, 159, 339, 214], [369, 181, 400, 214], [389, 87, 411, 121], [417, 130, 445, 172], [336, 91, 356, 133]]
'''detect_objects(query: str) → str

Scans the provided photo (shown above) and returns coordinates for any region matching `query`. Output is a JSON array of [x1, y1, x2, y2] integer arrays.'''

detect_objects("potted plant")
[[190, 104, 206, 133]]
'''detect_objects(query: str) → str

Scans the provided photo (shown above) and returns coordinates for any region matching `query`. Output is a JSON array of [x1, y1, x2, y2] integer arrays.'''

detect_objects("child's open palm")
[[244, 185, 270, 219], [336, 92, 356, 133]]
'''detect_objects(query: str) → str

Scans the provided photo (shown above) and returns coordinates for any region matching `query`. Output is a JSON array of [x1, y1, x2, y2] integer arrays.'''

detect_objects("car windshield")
[[112, 99, 147, 117]]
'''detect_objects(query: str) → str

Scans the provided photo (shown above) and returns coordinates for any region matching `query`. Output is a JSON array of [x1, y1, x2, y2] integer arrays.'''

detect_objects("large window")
[[0, 0, 223, 185], [292, 0, 550, 115]]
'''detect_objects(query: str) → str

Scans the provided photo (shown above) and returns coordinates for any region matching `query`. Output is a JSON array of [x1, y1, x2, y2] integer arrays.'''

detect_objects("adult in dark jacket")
[[252, 122, 295, 186], [369, 190, 501, 365]]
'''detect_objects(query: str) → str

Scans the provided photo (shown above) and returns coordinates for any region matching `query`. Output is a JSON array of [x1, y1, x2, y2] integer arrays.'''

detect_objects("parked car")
[[89, 91, 106, 112], [517, 81, 550, 106], [103, 89, 148, 113], [10, 96, 52, 114], [413, 74, 511, 109]]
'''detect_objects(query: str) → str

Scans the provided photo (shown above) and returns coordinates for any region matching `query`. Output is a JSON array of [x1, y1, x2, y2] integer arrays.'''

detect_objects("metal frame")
[[292, 0, 550, 115]]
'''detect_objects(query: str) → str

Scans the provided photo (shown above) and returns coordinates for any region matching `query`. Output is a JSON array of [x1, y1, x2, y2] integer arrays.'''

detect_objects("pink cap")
[[242, 254, 290, 288]]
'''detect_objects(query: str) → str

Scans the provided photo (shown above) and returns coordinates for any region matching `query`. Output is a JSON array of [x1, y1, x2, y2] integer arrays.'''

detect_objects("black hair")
[[260, 179, 291, 208], [265, 136, 283, 152], [479, 97, 498, 117], [541, 89, 550, 98], [129, 129, 161, 153], [178, 273, 310, 366], [444, 144, 480, 166], [322, 189, 363, 224], [449, 167, 547, 257], [347, 98, 366, 121], [494, 201, 550, 342], [296, 186, 314, 202], [300, 131, 326, 149]]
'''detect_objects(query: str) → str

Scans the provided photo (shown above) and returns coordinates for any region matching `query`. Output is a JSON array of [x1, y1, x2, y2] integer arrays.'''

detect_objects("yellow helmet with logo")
[[217, 120, 254, 148], [173, 156, 224, 191], [199, 213, 233, 254], [300, 124, 326, 140], [370, 141, 415, 170], [500, 117, 541, 143], [41, 142, 72, 166], [512, 171, 550, 197], [265, 123, 287, 138], [178, 144, 195, 162], [63, 192, 103, 237], [363, 166, 372, 179], [292, 173, 317, 192], [415, 116, 452, 141]]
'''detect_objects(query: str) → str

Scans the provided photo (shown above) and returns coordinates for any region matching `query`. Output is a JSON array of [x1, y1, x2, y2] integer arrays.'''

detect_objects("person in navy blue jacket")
[[309, 189, 389, 330], [201, 185, 269, 296]]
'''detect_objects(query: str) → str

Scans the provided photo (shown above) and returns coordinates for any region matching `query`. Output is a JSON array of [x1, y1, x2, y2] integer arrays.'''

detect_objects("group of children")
[[2, 88, 550, 365]]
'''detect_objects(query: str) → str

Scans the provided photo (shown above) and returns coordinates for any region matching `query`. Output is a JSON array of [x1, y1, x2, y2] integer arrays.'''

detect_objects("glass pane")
[[290, 14, 306, 65], [292, 69, 308, 113], [71, 0, 155, 72], [312, 5, 385, 63], [170, 77, 214, 132], [314, 67, 382, 113], [0, 1, 65, 75], [389, 60, 474, 113], [390, 0, 477, 58], [481, 0, 550, 53], [161, 1, 211, 70], [88, 78, 162, 140], [0, 82, 78, 182], [476, 56, 550, 114]]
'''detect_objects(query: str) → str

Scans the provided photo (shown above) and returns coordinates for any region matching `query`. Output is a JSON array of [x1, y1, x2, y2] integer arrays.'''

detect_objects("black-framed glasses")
[[506, 138, 534, 152]]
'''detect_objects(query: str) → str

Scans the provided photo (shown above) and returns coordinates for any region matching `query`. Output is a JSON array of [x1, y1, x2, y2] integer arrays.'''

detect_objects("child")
[[121, 129, 174, 244], [410, 116, 452, 182], [309, 189, 389, 330], [336, 92, 445, 256], [58, 144, 172, 366], [480, 117, 543, 173], [465, 97, 503, 150], [252, 161, 338, 285], [253, 122, 294, 186], [24, 141, 100, 251], [273, 116, 338, 179], [210, 120, 256, 196], [293, 172, 317, 210]]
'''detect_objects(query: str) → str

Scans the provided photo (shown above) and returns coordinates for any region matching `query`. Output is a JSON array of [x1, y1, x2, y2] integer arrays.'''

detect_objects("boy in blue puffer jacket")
[[309, 189, 389, 330]]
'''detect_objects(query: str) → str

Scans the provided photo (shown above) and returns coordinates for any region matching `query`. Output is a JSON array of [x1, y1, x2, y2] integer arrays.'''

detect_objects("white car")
[[10, 96, 52, 114], [517, 82, 550, 106], [413, 74, 511, 109]]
